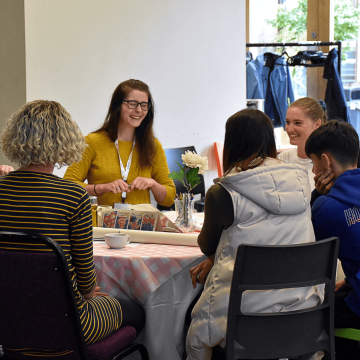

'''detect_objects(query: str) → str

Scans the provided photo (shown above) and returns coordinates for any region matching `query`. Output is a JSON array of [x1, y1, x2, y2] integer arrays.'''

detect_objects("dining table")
[[93, 212, 206, 360]]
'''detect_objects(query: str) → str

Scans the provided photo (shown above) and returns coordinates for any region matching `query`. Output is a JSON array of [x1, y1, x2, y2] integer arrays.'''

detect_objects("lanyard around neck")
[[115, 138, 135, 201]]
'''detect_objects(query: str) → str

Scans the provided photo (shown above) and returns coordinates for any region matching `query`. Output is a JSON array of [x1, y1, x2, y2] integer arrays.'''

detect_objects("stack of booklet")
[[98, 204, 181, 233]]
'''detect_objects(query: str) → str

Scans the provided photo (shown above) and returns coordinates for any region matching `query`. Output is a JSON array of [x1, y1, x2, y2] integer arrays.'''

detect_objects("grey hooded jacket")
[[186, 158, 324, 360]]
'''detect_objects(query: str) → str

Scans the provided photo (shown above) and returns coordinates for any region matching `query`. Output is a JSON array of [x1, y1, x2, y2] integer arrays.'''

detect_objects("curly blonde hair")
[[1, 100, 87, 168]]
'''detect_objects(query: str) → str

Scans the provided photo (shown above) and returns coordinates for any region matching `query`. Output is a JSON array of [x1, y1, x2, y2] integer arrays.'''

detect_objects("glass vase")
[[174, 193, 197, 232]]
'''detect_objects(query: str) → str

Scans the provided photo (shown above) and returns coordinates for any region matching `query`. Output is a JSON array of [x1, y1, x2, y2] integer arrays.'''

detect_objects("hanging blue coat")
[[247, 53, 295, 128], [324, 48, 350, 123]]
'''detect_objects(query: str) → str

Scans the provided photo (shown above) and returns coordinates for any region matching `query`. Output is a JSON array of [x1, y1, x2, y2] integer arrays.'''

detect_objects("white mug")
[[105, 233, 131, 249]]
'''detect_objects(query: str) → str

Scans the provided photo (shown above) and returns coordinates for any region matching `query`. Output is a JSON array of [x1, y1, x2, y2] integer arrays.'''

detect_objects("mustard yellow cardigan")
[[64, 131, 176, 207]]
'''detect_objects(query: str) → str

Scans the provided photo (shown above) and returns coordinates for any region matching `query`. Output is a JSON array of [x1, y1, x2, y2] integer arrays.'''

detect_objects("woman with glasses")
[[65, 79, 176, 207]]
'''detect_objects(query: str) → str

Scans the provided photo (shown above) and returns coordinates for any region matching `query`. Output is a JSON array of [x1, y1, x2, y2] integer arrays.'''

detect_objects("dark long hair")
[[95, 79, 155, 168], [223, 109, 277, 174]]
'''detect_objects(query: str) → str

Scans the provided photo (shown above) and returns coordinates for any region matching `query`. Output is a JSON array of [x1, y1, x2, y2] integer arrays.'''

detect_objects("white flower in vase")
[[168, 151, 209, 193], [181, 151, 209, 176], [168, 151, 208, 232]]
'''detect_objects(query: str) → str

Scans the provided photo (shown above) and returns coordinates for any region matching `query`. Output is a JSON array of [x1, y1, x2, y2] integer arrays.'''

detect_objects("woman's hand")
[[84, 286, 109, 300], [99, 180, 130, 194], [129, 177, 167, 203], [93, 286, 109, 297], [190, 254, 215, 289], [130, 176, 167, 203], [314, 170, 335, 195], [129, 177, 155, 191], [335, 279, 346, 292], [0, 165, 14, 175]]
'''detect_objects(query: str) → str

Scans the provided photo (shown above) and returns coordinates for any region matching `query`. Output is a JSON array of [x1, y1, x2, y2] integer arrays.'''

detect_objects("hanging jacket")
[[247, 53, 295, 128], [186, 158, 324, 360], [324, 48, 350, 123]]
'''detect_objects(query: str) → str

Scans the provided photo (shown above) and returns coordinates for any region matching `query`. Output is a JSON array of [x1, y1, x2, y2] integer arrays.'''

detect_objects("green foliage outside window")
[[267, 0, 360, 58], [267, 0, 307, 43], [334, 0, 360, 43]]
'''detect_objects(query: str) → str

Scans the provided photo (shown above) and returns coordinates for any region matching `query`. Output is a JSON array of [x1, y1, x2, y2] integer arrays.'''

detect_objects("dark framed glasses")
[[123, 100, 150, 111]]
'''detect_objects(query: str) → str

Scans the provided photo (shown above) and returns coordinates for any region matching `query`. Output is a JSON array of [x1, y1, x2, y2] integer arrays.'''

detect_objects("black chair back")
[[225, 237, 339, 360], [0, 231, 88, 359], [158, 146, 205, 211]]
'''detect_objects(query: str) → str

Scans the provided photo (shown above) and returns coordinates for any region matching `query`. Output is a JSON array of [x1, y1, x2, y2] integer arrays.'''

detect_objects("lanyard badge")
[[115, 138, 135, 202]]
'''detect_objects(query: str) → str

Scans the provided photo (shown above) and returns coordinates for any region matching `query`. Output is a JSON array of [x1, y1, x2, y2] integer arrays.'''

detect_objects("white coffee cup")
[[105, 233, 131, 249]]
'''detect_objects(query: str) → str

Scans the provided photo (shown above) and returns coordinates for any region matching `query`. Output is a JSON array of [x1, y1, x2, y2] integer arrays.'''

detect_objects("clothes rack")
[[246, 41, 342, 76]]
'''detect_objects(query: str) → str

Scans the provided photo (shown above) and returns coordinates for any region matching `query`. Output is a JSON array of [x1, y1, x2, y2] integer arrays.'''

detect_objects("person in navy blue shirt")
[[305, 120, 360, 359]]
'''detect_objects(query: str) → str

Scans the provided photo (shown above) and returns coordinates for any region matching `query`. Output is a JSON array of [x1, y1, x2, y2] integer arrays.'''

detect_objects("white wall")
[[24, 0, 246, 190], [0, 0, 26, 167]]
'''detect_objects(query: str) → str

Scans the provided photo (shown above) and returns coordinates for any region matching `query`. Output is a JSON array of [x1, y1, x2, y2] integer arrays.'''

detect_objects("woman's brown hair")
[[95, 79, 155, 168], [223, 109, 277, 174], [288, 97, 328, 124]]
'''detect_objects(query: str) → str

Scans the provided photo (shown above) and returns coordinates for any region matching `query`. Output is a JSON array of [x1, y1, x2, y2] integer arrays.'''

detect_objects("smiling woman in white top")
[[278, 97, 328, 191]]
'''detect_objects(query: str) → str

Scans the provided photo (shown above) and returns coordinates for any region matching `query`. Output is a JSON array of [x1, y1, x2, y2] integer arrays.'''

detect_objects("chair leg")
[[137, 344, 150, 360], [322, 349, 334, 360]]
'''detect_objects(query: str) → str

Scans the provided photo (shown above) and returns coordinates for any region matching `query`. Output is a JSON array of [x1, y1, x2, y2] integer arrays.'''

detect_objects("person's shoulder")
[[206, 183, 228, 202], [152, 138, 166, 156], [56, 176, 89, 197], [205, 182, 233, 218], [312, 194, 333, 216], [277, 148, 297, 160], [153, 137, 164, 149], [208, 182, 225, 194], [86, 131, 110, 144], [86, 131, 114, 153]]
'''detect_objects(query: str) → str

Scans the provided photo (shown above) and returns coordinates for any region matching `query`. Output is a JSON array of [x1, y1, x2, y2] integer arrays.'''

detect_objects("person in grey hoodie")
[[186, 109, 324, 360]]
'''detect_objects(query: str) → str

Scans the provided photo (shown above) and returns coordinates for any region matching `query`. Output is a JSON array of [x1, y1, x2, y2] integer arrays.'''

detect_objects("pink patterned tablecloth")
[[93, 242, 205, 304]]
